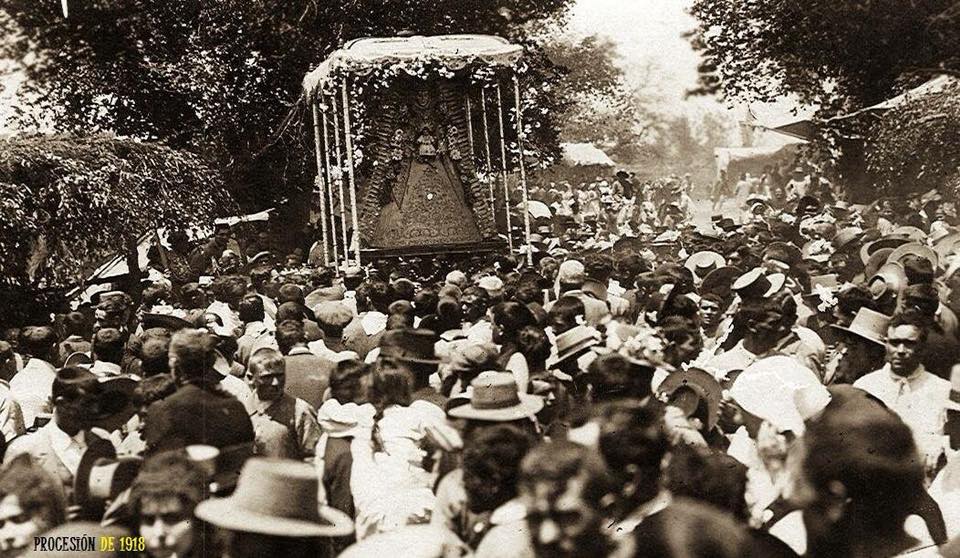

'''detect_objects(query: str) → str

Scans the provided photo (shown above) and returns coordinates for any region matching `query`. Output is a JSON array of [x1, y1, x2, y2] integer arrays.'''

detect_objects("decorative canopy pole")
[[495, 81, 514, 252], [465, 94, 476, 163], [480, 87, 496, 214], [341, 79, 362, 268], [512, 74, 533, 266], [321, 100, 340, 275], [331, 95, 350, 269], [310, 101, 330, 268]]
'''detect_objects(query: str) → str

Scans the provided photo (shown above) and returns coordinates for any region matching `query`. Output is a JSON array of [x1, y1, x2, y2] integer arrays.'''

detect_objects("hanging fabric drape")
[[512, 74, 533, 265], [321, 100, 340, 274], [495, 81, 514, 252], [341, 79, 362, 268], [331, 95, 350, 269], [310, 101, 330, 267]]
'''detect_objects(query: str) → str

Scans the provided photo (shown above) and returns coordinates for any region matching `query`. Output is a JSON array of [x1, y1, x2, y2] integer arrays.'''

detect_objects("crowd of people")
[[0, 167, 959, 557]]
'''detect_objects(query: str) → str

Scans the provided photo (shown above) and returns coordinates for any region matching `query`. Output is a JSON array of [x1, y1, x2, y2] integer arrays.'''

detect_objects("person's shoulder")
[[922, 371, 952, 392], [476, 517, 533, 558], [291, 395, 316, 416], [5, 426, 48, 458], [852, 369, 885, 388]]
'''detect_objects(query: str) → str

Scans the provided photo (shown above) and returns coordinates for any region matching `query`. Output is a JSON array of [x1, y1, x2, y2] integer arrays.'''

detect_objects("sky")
[[566, 0, 805, 147], [568, 0, 703, 106]]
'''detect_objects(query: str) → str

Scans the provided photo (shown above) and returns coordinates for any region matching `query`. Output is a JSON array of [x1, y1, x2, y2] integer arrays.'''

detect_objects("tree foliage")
[[688, 0, 960, 112], [1, 1, 576, 207], [0, 134, 233, 288], [865, 81, 960, 197]]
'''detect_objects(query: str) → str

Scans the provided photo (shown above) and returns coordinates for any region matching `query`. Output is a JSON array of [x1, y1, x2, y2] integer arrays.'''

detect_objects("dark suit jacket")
[[144, 383, 254, 453], [341, 314, 385, 360], [284, 348, 335, 409]]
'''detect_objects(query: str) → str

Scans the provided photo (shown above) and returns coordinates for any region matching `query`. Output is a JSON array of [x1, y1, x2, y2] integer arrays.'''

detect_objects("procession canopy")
[[303, 34, 523, 253], [303, 34, 524, 97]]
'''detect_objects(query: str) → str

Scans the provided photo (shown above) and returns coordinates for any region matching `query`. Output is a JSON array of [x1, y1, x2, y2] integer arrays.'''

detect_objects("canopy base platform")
[[360, 240, 506, 259]]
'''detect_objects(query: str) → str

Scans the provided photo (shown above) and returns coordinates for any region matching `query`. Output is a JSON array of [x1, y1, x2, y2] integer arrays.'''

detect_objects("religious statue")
[[417, 127, 437, 159]]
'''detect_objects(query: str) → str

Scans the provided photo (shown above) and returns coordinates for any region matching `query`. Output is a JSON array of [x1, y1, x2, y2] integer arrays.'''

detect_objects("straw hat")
[[890, 225, 927, 242], [195, 458, 354, 537], [731, 268, 786, 300], [859, 235, 910, 265], [546, 325, 602, 367], [684, 251, 726, 280], [887, 242, 939, 272], [657, 368, 721, 431], [447, 372, 544, 422], [830, 307, 891, 347], [868, 262, 907, 300]]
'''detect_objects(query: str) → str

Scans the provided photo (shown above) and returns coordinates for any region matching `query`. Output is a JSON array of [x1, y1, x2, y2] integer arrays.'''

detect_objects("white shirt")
[[219, 374, 253, 402], [47, 421, 86, 476], [10, 358, 56, 428], [89, 360, 122, 378], [854, 364, 951, 463]]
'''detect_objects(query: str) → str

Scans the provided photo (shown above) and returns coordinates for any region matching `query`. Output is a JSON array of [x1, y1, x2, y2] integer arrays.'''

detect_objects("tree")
[[1, 1, 576, 207], [865, 80, 960, 197], [0, 133, 233, 289], [688, 0, 960, 113], [544, 38, 670, 165]]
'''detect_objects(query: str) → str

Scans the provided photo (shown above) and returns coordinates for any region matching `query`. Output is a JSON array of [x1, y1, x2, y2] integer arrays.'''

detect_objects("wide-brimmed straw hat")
[[859, 235, 910, 266], [195, 458, 354, 538], [546, 325, 602, 367], [830, 307, 891, 347], [684, 251, 725, 280], [447, 372, 544, 422], [731, 268, 786, 300], [868, 262, 907, 300], [890, 225, 927, 242], [657, 368, 721, 431], [887, 242, 939, 272]]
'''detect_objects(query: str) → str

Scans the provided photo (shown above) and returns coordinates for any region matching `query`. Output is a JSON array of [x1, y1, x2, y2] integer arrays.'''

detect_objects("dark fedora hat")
[[74, 441, 141, 519], [378, 328, 441, 365], [699, 266, 743, 300], [142, 312, 193, 332]]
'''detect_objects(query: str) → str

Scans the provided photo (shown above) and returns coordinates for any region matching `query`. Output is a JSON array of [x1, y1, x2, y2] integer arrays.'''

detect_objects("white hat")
[[477, 275, 504, 296], [730, 356, 829, 435]]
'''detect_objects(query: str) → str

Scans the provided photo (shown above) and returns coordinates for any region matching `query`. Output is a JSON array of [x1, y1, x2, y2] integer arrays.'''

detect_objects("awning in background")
[[559, 142, 616, 168]]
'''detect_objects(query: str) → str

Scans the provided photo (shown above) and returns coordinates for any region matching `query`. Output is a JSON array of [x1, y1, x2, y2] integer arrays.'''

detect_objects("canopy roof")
[[560, 142, 616, 167], [303, 34, 523, 97]]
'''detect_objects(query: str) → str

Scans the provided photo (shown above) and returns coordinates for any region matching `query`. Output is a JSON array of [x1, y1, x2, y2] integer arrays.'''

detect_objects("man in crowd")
[[3, 166, 960, 557], [854, 311, 953, 475], [245, 348, 320, 461]]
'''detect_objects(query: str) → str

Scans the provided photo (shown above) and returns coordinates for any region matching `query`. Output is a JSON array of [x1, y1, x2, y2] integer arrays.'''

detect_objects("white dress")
[[350, 401, 447, 539]]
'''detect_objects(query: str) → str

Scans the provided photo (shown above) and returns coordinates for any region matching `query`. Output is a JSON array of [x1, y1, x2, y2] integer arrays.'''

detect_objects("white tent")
[[560, 142, 615, 167]]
